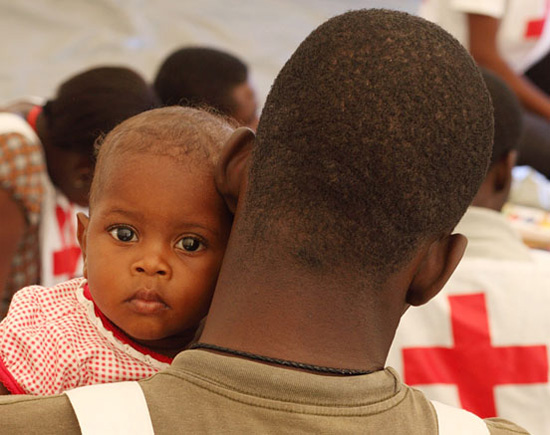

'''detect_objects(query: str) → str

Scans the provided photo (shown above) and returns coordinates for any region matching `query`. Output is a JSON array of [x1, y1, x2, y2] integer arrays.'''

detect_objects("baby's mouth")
[[126, 289, 168, 315]]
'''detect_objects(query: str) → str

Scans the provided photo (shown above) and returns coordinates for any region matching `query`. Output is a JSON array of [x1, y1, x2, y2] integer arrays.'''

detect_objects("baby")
[[0, 106, 235, 395]]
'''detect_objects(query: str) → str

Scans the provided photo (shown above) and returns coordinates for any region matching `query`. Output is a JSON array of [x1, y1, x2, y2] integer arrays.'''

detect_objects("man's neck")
[[199, 237, 409, 373]]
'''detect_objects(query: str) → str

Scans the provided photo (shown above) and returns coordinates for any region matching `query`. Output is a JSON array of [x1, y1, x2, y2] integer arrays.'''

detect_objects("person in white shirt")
[[388, 69, 550, 435], [420, 0, 550, 178]]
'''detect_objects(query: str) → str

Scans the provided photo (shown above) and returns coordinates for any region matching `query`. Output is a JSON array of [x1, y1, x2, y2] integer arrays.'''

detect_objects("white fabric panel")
[[65, 381, 154, 435], [431, 400, 490, 435]]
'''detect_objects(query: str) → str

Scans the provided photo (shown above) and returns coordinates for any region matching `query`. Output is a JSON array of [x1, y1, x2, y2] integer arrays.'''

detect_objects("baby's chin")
[[128, 326, 198, 354]]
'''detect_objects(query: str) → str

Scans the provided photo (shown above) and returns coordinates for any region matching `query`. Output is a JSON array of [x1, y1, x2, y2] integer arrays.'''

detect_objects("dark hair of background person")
[[243, 9, 493, 280], [37, 66, 159, 206], [153, 47, 248, 115], [43, 66, 159, 156], [481, 68, 523, 167]]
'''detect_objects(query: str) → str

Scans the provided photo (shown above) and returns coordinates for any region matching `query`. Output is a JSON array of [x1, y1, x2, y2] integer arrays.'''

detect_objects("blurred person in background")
[[154, 46, 259, 130], [0, 66, 158, 318], [420, 0, 550, 178]]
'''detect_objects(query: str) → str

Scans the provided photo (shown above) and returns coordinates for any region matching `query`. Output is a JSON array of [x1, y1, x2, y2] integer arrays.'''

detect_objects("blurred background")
[[0, 0, 420, 107]]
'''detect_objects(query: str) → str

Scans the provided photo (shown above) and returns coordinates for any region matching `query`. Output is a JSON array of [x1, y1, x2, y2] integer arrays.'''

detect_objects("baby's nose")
[[132, 252, 171, 278], [135, 265, 168, 276]]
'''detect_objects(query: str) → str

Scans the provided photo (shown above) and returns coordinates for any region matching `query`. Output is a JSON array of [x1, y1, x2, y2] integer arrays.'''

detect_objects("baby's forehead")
[[90, 106, 234, 207], [91, 138, 217, 209], [100, 144, 216, 181], [104, 128, 219, 165]]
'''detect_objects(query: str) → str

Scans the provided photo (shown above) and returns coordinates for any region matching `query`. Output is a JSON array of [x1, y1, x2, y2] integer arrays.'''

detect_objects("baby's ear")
[[215, 127, 255, 213], [76, 212, 90, 279], [406, 233, 467, 306]]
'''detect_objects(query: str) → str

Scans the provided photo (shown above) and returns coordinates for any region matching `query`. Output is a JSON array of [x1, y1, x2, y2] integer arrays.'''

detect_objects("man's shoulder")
[[0, 393, 80, 434], [485, 417, 530, 434]]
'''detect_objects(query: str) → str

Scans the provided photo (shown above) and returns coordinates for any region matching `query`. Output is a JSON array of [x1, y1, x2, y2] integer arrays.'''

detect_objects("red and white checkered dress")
[[0, 278, 172, 395]]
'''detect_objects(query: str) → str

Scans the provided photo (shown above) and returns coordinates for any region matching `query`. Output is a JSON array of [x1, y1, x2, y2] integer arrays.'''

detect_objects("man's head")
[[233, 9, 493, 283], [471, 69, 523, 211], [202, 9, 495, 369], [153, 47, 259, 129]]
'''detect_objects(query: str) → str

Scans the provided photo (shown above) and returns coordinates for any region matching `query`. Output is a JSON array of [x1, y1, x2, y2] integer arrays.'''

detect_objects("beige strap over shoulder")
[[65, 381, 155, 434], [431, 400, 490, 435]]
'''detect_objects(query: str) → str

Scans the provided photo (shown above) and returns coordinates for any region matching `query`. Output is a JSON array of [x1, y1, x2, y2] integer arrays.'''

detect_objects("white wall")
[[0, 0, 420, 107]]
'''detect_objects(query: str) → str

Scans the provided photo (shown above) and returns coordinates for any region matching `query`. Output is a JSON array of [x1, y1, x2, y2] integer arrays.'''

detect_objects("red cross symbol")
[[525, 0, 550, 38], [53, 205, 82, 277], [402, 293, 548, 418]]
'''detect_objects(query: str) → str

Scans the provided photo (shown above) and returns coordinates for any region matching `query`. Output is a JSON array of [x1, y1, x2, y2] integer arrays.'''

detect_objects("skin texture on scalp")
[[243, 9, 493, 278]]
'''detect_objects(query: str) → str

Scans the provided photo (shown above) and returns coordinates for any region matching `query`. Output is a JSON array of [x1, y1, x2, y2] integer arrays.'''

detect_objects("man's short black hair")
[[241, 9, 493, 278], [481, 68, 523, 166], [153, 47, 248, 115]]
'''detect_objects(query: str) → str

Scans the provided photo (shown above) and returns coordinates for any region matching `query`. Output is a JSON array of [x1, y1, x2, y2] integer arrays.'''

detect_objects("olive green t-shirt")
[[0, 350, 529, 434]]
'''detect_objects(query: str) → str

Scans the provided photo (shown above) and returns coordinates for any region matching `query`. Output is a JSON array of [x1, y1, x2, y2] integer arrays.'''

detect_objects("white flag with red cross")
[[386, 254, 550, 435], [40, 181, 86, 287]]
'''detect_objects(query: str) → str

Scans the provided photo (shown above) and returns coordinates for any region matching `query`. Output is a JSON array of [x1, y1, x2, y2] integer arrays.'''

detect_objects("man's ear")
[[406, 233, 467, 306], [77, 212, 90, 279], [215, 127, 255, 213]]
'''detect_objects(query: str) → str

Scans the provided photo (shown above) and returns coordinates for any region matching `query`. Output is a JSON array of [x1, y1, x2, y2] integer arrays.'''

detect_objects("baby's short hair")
[[243, 9, 493, 277], [89, 106, 235, 207], [481, 69, 523, 166]]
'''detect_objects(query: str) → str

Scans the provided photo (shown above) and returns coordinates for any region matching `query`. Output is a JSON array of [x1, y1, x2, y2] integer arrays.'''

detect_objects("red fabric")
[[0, 357, 25, 394], [403, 293, 548, 418], [53, 247, 81, 276], [525, 0, 550, 38], [0, 279, 171, 395], [25, 105, 42, 133], [52, 205, 81, 277]]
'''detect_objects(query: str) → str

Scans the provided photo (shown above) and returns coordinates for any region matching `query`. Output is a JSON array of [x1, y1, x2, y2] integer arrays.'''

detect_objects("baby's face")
[[78, 153, 232, 353]]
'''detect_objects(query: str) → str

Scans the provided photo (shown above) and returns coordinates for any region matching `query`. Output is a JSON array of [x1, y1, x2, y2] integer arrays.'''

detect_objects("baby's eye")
[[108, 226, 138, 243], [176, 237, 205, 252]]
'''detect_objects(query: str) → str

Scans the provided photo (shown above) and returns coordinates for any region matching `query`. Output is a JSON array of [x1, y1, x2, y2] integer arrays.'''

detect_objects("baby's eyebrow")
[[102, 208, 143, 220], [177, 222, 222, 238]]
